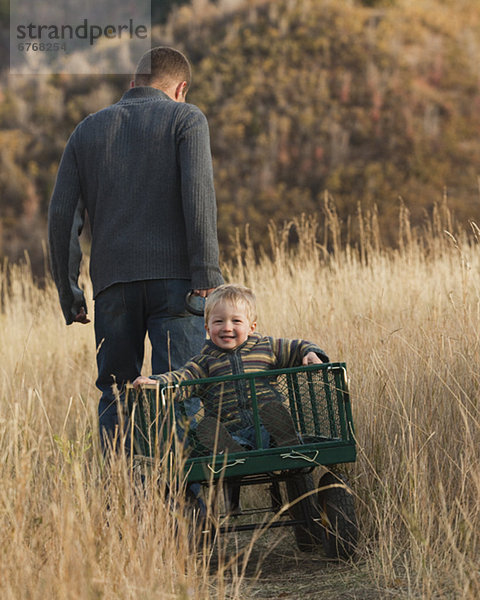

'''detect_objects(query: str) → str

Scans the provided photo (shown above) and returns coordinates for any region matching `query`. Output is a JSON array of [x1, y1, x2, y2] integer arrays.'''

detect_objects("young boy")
[[133, 284, 329, 454]]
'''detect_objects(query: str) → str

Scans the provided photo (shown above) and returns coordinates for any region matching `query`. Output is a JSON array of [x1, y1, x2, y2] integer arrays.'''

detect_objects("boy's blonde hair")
[[205, 284, 257, 324]]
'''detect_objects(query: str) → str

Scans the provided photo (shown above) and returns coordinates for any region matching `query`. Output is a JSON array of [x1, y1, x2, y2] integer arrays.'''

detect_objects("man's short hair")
[[134, 46, 192, 92], [205, 284, 257, 324]]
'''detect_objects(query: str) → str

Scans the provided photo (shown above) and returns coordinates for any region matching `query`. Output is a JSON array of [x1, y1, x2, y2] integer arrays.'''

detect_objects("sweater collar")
[[118, 86, 171, 104]]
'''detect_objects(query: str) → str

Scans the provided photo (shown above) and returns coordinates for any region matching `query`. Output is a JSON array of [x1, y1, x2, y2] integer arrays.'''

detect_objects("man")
[[48, 47, 223, 451]]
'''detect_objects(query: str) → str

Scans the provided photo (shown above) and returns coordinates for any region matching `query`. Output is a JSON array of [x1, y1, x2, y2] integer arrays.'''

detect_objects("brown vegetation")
[[0, 201, 479, 598], [2, 0, 480, 270]]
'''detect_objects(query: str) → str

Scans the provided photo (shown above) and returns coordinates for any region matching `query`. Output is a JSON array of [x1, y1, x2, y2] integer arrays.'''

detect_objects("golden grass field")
[[0, 202, 479, 598]]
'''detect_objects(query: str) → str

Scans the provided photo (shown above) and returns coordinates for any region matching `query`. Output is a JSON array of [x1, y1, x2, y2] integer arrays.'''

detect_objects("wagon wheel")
[[285, 473, 322, 552], [317, 471, 358, 559]]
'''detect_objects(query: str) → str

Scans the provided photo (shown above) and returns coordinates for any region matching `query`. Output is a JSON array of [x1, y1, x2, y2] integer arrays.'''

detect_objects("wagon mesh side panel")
[[141, 369, 348, 457], [131, 388, 175, 458], [130, 365, 350, 460], [278, 369, 344, 441]]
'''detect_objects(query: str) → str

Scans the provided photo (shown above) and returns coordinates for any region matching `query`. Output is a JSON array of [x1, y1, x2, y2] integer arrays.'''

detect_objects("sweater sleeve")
[[48, 134, 87, 325], [176, 106, 224, 290], [149, 356, 209, 399], [269, 337, 330, 368]]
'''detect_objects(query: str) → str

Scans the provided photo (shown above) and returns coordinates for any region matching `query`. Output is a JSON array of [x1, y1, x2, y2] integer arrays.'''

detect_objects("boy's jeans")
[[94, 279, 205, 453]]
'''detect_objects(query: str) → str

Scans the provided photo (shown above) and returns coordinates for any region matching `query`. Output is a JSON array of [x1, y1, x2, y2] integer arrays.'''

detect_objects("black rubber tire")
[[285, 473, 323, 552], [317, 471, 358, 559]]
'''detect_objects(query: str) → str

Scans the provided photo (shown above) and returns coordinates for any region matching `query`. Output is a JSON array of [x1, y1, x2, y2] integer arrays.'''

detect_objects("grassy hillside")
[[0, 204, 479, 598], [2, 0, 480, 265], [175, 0, 480, 248]]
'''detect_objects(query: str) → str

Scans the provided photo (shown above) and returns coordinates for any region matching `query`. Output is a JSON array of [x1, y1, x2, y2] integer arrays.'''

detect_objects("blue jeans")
[[232, 425, 270, 450], [94, 279, 205, 452]]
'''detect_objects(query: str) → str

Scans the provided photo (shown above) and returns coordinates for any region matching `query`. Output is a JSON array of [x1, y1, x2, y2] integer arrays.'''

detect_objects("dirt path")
[[212, 531, 386, 600]]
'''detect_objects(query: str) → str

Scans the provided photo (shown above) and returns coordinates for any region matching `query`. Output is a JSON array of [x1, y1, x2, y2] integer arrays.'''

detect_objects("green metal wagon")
[[126, 362, 358, 558]]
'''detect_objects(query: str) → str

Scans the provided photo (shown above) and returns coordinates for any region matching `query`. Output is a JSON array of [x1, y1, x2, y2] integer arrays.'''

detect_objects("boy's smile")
[[206, 300, 256, 350]]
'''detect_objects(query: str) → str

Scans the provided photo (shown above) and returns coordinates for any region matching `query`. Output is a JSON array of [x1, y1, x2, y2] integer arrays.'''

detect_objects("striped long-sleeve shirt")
[[151, 332, 329, 430]]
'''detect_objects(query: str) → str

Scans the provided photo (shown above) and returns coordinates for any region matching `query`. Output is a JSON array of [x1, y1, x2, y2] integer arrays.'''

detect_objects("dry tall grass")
[[1, 200, 479, 598]]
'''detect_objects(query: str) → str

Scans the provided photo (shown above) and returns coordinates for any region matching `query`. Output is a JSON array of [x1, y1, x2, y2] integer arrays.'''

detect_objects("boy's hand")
[[133, 376, 157, 388], [302, 351, 322, 365]]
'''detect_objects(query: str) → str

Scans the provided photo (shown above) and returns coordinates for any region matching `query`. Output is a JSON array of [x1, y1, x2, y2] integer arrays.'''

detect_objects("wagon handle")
[[185, 291, 205, 316]]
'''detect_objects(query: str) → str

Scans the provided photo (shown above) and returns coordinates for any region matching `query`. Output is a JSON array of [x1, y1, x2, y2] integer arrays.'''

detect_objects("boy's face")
[[206, 300, 256, 350]]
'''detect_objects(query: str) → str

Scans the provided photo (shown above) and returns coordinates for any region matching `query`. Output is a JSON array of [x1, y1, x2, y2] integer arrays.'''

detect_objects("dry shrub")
[[0, 199, 479, 597]]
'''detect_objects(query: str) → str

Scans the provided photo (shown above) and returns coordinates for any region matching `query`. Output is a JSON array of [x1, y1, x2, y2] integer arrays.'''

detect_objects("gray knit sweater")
[[48, 86, 223, 324]]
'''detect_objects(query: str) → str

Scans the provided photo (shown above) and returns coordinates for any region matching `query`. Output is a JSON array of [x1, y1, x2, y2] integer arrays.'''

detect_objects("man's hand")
[[192, 288, 216, 298], [133, 376, 157, 389], [74, 307, 91, 324], [302, 351, 322, 365]]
